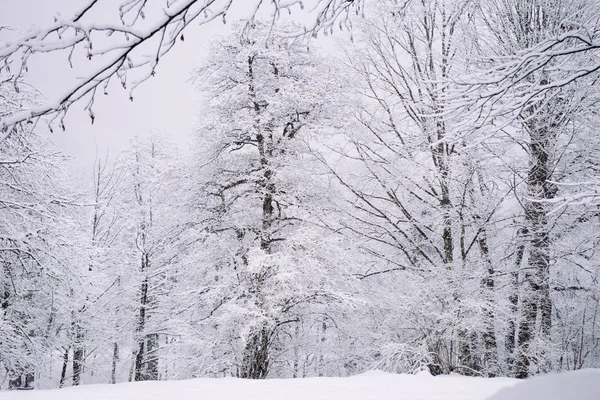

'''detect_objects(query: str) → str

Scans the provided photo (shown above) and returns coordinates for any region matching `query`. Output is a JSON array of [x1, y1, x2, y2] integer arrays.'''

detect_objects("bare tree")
[[329, 0, 509, 376], [469, 0, 599, 378]]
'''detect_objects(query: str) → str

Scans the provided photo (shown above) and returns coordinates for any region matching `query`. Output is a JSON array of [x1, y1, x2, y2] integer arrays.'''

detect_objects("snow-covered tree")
[[184, 22, 358, 379], [0, 76, 80, 390], [327, 0, 509, 376]]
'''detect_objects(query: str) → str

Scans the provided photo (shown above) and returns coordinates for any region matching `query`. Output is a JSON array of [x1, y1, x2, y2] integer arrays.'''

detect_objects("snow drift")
[[488, 369, 600, 400], [2, 370, 517, 400], [4, 369, 600, 400]]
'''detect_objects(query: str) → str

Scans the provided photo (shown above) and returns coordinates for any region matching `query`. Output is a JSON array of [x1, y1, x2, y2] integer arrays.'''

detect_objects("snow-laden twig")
[[0, 0, 361, 135]]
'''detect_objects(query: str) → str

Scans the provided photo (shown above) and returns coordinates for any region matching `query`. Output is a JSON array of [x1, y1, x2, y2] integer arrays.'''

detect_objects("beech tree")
[[186, 21, 357, 379]]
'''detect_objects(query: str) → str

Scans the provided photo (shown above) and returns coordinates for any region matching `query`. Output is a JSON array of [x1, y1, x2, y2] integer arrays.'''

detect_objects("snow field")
[[2, 370, 519, 400]]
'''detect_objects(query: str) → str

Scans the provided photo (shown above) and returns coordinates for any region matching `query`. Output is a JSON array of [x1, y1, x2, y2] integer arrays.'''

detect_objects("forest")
[[1, 0, 600, 391]]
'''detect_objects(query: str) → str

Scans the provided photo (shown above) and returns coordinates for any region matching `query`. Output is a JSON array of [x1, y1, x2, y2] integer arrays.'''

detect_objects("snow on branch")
[[0, 0, 361, 135], [449, 25, 600, 134]]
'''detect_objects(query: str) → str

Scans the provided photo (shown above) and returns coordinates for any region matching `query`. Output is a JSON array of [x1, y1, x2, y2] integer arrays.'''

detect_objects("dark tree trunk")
[[515, 277, 537, 379], [134, 275, 148, 381], [506, 228, 526, 374], [435, 137, 454, 266], [239, 327, 270, 379], [292, 324, 300, 378], [8, 371, 34, 390], [8, 375, 22, 391], [59, 347, 69, 388], [134, 252, 158, 381], [318, 319, 327, 377], [478, 226, 498, 376], [145, 333, 159, 380], [111, 342, 119, 384], [72, 320, 84, 386], [516, 121, 557, 378], [133, 237, 147, 381]]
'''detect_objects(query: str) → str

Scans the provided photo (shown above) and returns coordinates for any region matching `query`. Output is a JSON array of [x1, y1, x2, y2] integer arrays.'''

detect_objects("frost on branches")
[[0, 0, 362, 135], [182, 22, 359, 378], [0, 76, 80, 390]]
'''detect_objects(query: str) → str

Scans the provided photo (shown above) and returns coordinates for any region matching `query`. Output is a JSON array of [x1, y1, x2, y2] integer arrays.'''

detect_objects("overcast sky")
[[0, 0, 235, 169], [1, 1, 345, 174]]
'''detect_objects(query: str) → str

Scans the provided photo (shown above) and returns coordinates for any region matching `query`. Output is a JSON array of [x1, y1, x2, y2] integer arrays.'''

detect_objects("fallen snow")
[[7, 369, 599, 400], [488, 369, 600, 400], [2, 370, 519, 400], [7, 370, 600, 400]]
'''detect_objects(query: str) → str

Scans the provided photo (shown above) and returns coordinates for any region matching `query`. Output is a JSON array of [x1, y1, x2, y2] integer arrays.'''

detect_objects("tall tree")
[[0, 76, 79, 390], [331, 0, 505, 376], [474, 0, 597, 378], [109, 135, 187, 382], [188, 21, 356, 379]]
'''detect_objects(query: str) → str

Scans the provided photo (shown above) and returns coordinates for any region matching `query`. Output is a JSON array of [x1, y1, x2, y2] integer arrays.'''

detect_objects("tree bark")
[[59, 347, 69, 388], [516, 122, 556, 378], [134, 252, 158, 381], [506, 227, 527, 374], [478, 226, 498, 376], [111, 342, 119, 384], [239, 327, 270, 379], [72, 320, 84, 386]]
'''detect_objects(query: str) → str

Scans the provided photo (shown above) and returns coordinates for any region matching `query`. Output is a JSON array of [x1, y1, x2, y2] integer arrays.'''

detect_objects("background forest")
[[1, 0, 600, 390]]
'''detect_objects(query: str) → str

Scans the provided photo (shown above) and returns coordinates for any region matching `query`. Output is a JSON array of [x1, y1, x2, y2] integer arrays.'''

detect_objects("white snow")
[[488, 369, 600, 400], [3, 371, 519, 400], [6, 369, 600, 400]]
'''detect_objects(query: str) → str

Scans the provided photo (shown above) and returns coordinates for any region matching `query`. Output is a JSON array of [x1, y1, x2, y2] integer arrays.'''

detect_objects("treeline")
[[1, 0, 600, 390]]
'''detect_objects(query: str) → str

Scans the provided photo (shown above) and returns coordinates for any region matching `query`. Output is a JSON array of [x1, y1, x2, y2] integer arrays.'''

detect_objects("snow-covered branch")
[[0, 0, 360, 135], [450, 24, 600, 132]]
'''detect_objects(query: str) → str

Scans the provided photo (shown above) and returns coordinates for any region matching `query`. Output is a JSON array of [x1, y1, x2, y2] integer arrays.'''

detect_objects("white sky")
[[0, 1, 347, 172], [0, 1, 237, 169]]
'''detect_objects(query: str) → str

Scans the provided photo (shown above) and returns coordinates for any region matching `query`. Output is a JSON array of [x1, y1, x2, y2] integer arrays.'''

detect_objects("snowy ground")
[[3, 371, 519, 400], [4, 369, 600, 400], [489, 369, 600, 400]]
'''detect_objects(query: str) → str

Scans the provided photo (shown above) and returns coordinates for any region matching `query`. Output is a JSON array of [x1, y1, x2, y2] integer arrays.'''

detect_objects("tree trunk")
[[8, 370, 34, 390], [134, 251, 158, 381], [111, 342, 119, 384], [239, 327, 270, 379], [145, 333, 159, 380], [72, 320, 84, 386], [59, 347, 69, 388], [134, 275, 148, 381], [435, 136, 454, 266], [478, 227, 498, 376], [516, 122, 556, 378], [516, 277, 537, 378], [506, 227, 526, 374]]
